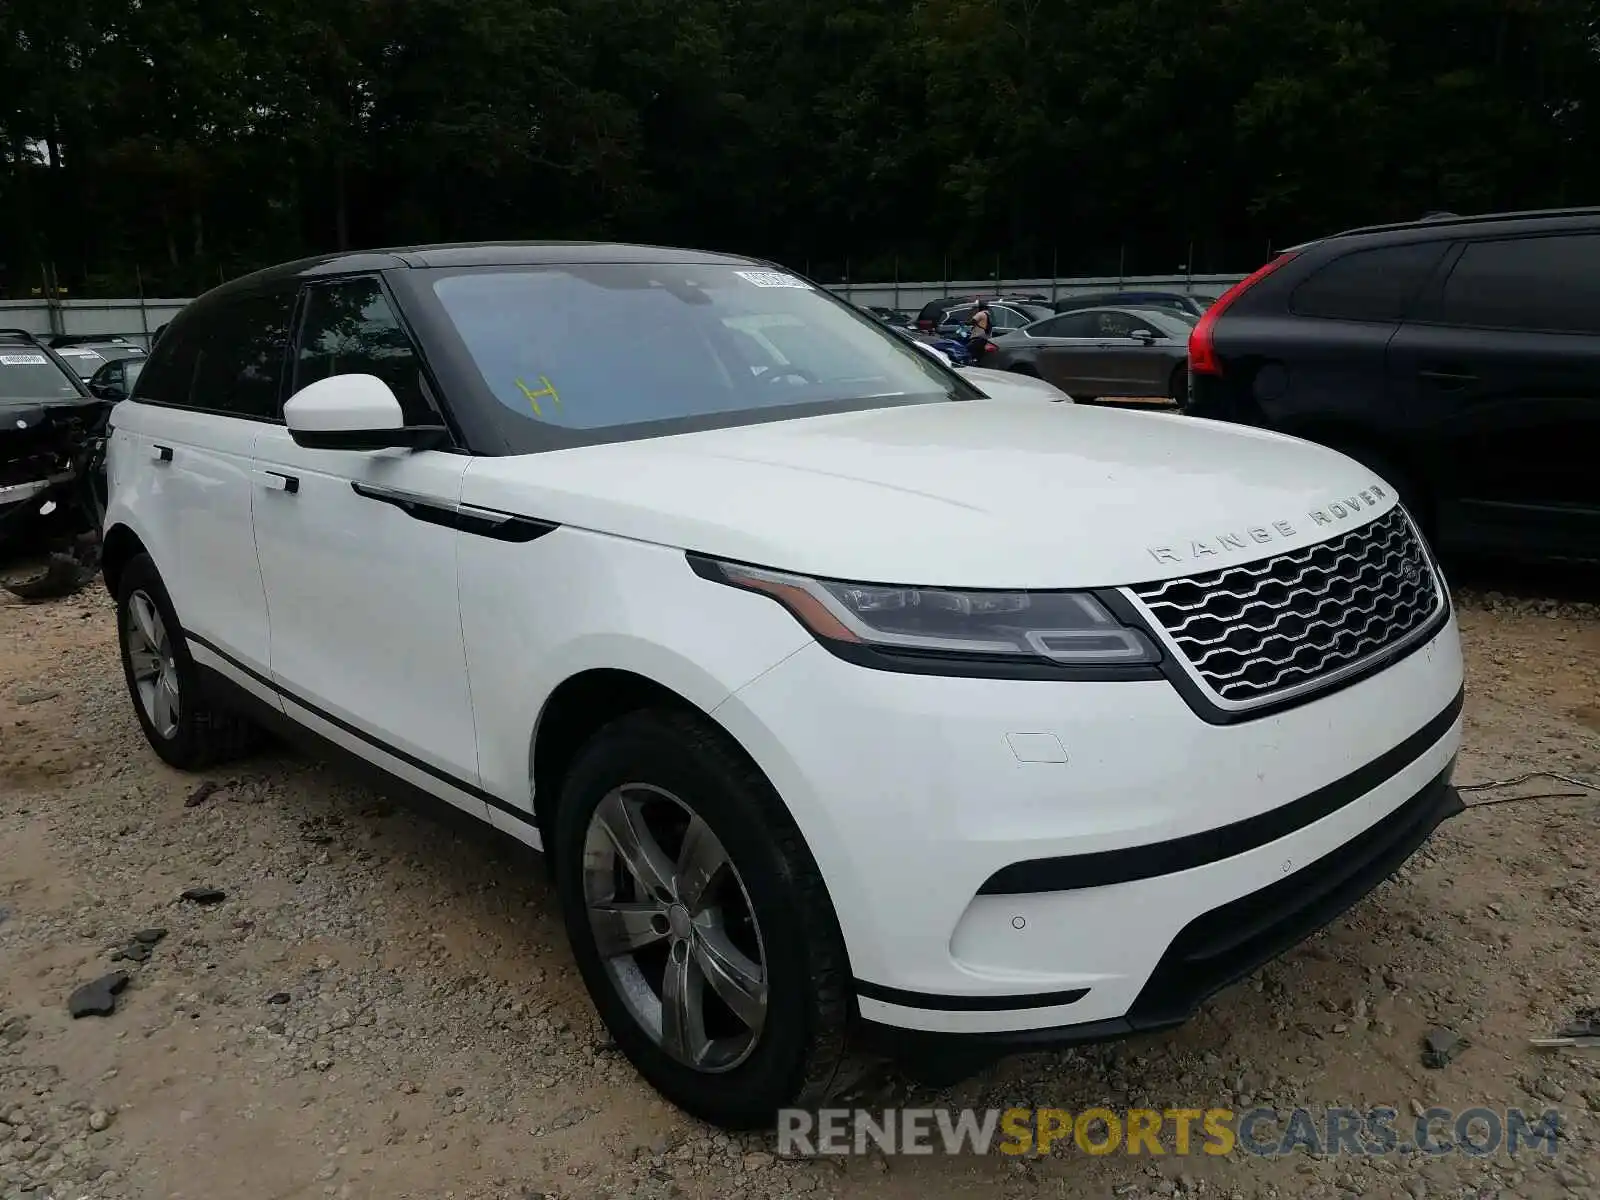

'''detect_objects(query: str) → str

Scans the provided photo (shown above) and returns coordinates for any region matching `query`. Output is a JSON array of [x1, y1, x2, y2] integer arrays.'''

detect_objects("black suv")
[[1, 329, 108, 549], [1187, 207, 1600, 564]]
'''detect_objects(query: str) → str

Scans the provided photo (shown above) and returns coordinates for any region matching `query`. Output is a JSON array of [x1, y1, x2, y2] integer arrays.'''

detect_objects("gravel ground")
[[0, 577, 1596, 1200]]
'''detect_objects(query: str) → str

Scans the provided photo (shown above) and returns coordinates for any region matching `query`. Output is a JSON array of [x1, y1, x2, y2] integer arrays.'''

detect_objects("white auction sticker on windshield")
[[0, 354, 48, 366], [734, 270, 811, 289]]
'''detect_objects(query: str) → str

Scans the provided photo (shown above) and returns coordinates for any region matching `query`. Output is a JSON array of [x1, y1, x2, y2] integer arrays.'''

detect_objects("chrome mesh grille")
[[1129, 507, 1442, 707]]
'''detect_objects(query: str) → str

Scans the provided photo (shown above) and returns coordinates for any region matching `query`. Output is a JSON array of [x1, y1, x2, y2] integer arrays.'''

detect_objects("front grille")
[[1129, 506, 1443, 708]]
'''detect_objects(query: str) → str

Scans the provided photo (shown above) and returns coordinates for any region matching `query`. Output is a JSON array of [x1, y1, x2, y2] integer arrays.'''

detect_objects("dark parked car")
[[1186, 206, 1600, 564], [987, 306, 1195, 402], [857, 304, 914, 328], [935, 300, 1055, 336], [88, 355, 144, 400], [47, 336, 148, 379], [912, 295, 1049, 332], [1053, 290, 1213, 317], [1, 329, 109, 550]]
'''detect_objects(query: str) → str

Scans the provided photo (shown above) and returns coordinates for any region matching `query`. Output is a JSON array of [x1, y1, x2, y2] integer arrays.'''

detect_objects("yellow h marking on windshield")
[[516, 375, 561, 417]]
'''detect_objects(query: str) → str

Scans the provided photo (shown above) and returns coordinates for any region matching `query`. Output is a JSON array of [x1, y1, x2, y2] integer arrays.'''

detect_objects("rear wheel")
[[116, 554, 262, 769], [553, 708, 853, 1128]]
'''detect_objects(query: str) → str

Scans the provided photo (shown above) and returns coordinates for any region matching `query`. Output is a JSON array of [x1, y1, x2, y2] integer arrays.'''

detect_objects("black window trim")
[[1403, 229, 1600, 336], [129, 285, 299, 425], [286, 271, 467, 452]]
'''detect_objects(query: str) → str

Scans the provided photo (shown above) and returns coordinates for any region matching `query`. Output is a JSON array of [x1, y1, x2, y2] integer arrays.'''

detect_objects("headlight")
[[692, 557, 1159, 666]]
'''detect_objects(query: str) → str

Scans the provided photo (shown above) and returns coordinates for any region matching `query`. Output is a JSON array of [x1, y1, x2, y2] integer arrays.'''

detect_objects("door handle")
[[254, 470, 299, 495], [151, 444, 173, 463], [1417, 369, 1478, 387]]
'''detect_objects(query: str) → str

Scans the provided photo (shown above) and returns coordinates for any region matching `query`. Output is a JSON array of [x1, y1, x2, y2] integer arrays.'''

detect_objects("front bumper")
[[711, 615, 1464, 1040], [0, 477, 60, 533]]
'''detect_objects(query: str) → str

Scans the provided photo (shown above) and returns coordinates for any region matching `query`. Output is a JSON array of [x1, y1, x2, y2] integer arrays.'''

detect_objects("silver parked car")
[[986, 306, 1196, 403]]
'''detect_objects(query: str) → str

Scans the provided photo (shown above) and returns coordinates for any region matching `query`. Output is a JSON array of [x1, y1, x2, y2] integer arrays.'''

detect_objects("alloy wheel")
[[125, 589, 180, 739], [582, 783, 768, 1071]]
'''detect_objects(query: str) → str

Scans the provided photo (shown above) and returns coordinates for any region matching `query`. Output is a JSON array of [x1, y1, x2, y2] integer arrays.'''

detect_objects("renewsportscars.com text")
[[777, 1106, 1563, 1158]]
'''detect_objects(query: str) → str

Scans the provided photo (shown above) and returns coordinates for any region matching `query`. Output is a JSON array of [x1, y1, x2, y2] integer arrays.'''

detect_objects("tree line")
[[4, 0, 1599, 298]]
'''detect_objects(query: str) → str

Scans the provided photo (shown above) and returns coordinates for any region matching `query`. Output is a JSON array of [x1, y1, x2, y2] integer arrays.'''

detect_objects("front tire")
[[116, 553, 261, 769], [552, 708, 853, 1128]]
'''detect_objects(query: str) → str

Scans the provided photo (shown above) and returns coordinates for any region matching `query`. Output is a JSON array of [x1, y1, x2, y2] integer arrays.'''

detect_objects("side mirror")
[[1130, 329, 1158, 343], [283, 374, 447, 451]]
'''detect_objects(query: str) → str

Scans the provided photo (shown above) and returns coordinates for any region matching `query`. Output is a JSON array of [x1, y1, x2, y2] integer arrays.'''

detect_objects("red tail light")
[[917, 319, 933, 330], [1188, 251, 1298, 376], [983, 341, 999, 354]]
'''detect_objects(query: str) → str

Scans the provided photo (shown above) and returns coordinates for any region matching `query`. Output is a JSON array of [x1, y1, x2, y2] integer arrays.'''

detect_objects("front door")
[[250, 275, 488, 819], [1085, 310, 1171, 397]]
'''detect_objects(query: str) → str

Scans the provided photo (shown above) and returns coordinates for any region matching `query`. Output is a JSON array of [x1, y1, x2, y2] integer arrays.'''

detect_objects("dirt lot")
[[0, 576, 1596, 1200]]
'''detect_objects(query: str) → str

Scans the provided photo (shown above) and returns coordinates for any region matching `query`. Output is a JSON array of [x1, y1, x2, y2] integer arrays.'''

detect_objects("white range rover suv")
[[103, 243, 1465, 1129]]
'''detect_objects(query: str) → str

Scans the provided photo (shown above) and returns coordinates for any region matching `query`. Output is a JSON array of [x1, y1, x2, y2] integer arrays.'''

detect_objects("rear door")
[[113, 293, 292, 711], [1245, 239, 1450, 432], [1025, 311, 1105, 393], [1387, 231, 1600, 559]]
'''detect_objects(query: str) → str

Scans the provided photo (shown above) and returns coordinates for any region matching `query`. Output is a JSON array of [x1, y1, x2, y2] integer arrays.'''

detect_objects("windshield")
[[54, 347, 106, 377], [427, 264, 967, 448], [0, 350, 81, 400]]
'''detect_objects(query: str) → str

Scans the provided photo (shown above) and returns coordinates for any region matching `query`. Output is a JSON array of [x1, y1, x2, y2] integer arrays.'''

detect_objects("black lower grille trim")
[[1127, 766, 1461, 1027]]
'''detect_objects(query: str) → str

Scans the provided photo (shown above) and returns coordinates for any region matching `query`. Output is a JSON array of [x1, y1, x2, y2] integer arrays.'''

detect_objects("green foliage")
[[2, 0, 1597, 294]]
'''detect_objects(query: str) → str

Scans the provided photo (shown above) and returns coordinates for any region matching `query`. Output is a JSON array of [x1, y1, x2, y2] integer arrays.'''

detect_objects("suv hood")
[[461, 402, 1399, 588], [963, 366, 1071, 402], [1, 396, 100, 422]]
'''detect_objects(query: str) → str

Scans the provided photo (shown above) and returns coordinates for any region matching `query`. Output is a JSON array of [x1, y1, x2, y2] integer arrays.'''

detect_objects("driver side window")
[[294, 278, 436, 424], [1039, 312, 1098, 338]]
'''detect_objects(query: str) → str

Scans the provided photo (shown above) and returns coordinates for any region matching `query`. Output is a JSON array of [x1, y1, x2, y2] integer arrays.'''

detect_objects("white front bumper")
[[712, 615, 1464, 1037]]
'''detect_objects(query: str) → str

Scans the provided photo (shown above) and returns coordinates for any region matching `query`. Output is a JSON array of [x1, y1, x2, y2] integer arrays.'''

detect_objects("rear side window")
[[1289, 242, 1448, 322], [1434, 234, 1600, 334], [189, 292, 297, 419], [129, 321, 199, 404], [1036, 312, 1099, 338], [294, 278, 432, 423]]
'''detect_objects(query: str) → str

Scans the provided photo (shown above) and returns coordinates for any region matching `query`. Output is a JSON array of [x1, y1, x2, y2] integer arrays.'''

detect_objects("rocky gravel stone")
[[65, 972, 129, 1018]]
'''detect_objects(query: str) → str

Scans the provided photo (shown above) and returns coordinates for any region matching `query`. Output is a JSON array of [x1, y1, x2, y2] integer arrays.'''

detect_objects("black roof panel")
[[191, 241, 772, 309], [1330, 206, 1600, 241]]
